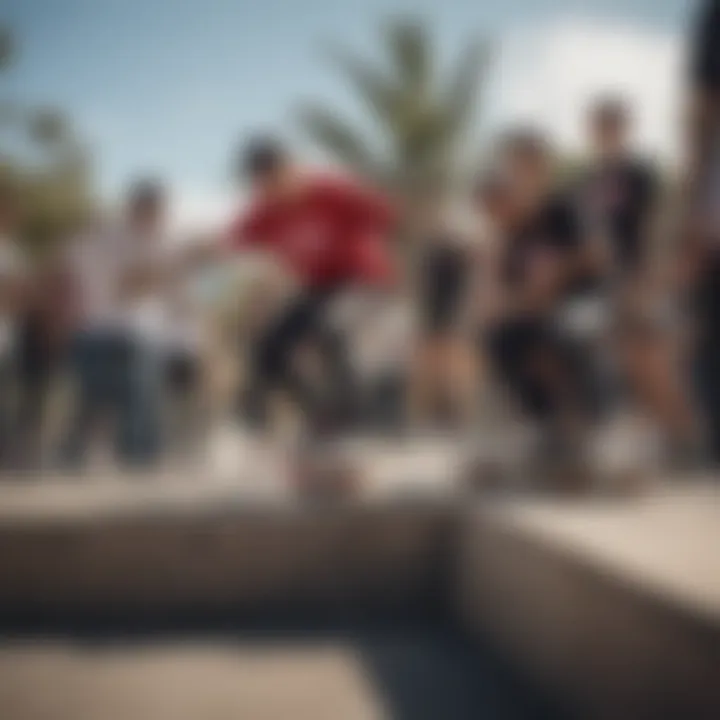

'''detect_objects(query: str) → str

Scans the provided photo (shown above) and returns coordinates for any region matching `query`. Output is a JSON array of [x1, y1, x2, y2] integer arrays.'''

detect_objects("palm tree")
[[0, 25, 95, 256], [298, 18, 490, 196]]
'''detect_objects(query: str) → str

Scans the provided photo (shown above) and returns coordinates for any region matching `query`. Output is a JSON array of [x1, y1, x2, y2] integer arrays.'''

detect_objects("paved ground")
[[0, 432, 547, 720], [0, 429, 715, 720], [0, 622, 559, 720]]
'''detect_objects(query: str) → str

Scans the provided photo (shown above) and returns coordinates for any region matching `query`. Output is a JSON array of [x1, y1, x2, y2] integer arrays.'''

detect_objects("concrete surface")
[[0, 434, 466, 522], [0, 643, 385, 720], [0, 624, 556, 720], [0, 438, 463, 613], [0, 439, 717, 720], [457, 480, 720, 720], [468, 482, 720, 624]]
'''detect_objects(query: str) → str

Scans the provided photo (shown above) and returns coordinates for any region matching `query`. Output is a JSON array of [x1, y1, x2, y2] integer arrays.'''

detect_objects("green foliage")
[[14, 160, 94, 258], [298, 17, 491, 195], [0, 25, 94, 259]]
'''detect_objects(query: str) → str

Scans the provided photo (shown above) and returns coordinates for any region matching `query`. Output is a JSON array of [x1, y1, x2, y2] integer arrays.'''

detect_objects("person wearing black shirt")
[[580, 101, 658, 281], [478, 131, 606, 464], [684, 0, 720, 464], [581, 97, 698, 460]]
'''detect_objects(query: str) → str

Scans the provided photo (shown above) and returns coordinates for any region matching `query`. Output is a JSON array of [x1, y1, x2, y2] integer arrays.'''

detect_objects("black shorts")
[[488, 318, 559, 419], [488, 316, 608, 421], [246, 285, 357, 427], [254, 287, 338, 382], [420, 244, 468, 335]]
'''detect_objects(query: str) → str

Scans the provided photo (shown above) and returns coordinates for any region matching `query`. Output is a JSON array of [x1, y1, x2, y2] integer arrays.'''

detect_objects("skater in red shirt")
[[226, 136, 396, 432]]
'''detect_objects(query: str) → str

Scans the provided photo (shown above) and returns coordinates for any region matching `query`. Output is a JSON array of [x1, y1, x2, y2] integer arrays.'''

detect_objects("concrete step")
[[0, 439, 463, 614], [0, 460, 717, 719], [457, 481, 720, 720]]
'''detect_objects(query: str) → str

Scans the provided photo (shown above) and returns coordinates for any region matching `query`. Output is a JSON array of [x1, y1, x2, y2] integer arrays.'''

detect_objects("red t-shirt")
[[228, 174, 395, 288]]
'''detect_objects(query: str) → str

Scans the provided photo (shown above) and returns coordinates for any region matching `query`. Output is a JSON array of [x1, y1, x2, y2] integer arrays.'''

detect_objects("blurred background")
[[0, 1, 718, 718], [0, 0, 712, 472]]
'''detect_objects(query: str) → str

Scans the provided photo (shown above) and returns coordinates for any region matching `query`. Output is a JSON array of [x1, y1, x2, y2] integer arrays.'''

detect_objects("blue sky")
[[2, 0, 693, 228]]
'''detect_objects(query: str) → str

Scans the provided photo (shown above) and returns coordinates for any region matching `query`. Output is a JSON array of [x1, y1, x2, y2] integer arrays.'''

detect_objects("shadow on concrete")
[[0, 606, 566, 720]]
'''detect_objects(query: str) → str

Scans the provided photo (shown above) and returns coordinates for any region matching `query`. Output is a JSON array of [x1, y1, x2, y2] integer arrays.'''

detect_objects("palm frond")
[[384, 19, 430, 93], [298, 105, 380, 178], [444, 37, 492, 136], [326, 44, 401, 129], [301, 18, 491, 205]]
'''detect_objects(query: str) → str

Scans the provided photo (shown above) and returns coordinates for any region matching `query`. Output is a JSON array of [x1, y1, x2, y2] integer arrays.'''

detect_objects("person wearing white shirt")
[[58, 180, 174, 468]]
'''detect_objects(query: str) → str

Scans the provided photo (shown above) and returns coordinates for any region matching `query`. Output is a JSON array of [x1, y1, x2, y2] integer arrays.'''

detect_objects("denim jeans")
[[59, 330, 163, 468]]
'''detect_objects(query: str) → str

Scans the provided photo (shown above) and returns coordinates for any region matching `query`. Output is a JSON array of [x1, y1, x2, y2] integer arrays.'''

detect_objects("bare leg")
[[441, 336, 480, 427], [621, 333, 698, 446], [406, 338, 442, 427]]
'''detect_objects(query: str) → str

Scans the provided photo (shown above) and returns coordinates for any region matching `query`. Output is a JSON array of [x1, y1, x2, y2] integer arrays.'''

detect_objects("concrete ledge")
[[1, 473, 718, 718], [456, 485, 720, 720], [0, 499, 456, 614], [0, 439, 464, 615]]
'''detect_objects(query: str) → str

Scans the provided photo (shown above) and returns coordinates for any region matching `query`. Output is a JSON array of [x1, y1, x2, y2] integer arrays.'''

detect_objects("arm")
[[177, 205, 269, 275], [119, 240, 236, 300]]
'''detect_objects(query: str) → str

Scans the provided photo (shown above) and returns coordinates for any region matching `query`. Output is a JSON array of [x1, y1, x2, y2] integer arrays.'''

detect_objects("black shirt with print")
[[581, 158, 659, 276], [502, 193, 599, 309]]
